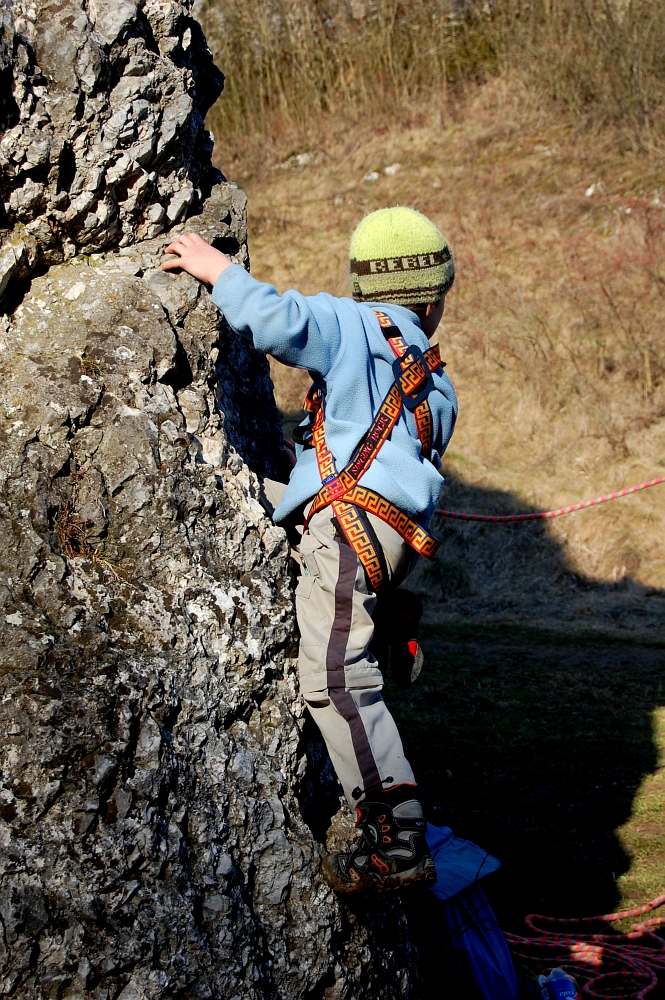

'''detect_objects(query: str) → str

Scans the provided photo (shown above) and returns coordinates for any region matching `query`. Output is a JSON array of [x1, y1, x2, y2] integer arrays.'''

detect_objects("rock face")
[[0, 0, 224, 300], [0, 2, 419, 998]]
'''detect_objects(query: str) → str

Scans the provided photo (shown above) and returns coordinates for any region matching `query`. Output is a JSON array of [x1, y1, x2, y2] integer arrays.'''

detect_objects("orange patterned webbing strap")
[[331, 492, 438, 592], [304, 398, 391, 588], [331, 500, 388, 593], [374, 309, 438, 460], [304, 405, 440, 587], [336, 486, 440, 561], [300, 311, 443, 586]]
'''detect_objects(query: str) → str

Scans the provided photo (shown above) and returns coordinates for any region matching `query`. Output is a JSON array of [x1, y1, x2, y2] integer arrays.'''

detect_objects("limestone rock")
[[0, 0, 224, 295], [0, 2, 419, 996], [0, 187, 418, 998]]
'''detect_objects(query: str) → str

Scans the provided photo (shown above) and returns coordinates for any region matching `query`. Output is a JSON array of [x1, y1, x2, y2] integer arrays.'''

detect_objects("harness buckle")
[[392, 345, 434, 411], [303, 385, 323, 413]]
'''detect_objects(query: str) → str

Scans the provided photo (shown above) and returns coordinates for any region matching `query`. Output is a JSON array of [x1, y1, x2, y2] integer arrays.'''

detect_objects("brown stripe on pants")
[[295, 504, 417, 805], [326, 534, 382, 794]]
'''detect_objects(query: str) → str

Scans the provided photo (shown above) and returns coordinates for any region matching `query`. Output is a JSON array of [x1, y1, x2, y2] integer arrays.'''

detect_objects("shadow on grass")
[[389, 621, 664, 923], [390, 472, 665, 934], [287, 442, 665, 992]]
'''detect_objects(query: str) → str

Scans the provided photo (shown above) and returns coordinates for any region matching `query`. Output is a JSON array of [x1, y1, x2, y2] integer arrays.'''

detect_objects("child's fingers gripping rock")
[[161, 232, 233, 286]]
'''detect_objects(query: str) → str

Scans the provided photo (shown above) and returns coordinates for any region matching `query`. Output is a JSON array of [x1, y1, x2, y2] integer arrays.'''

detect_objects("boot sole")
[[322, 854, 437, 895]]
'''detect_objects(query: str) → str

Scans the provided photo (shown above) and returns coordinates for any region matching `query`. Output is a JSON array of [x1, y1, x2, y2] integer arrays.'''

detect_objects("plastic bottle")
[[537, 968, 580, 1000]]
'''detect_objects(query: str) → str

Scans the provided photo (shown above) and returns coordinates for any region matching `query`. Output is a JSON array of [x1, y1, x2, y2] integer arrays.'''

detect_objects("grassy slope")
[[210, 75, 665, 930]]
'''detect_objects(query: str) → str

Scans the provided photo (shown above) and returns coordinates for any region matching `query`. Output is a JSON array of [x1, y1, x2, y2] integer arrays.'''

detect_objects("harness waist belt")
[[330, 489, 440, 591], [340, 487, 440, 560]]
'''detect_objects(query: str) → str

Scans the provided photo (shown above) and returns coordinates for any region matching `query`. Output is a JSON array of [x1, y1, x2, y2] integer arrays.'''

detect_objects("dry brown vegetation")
[[204, 0, 665, 146], [53, 476, 123, 579]]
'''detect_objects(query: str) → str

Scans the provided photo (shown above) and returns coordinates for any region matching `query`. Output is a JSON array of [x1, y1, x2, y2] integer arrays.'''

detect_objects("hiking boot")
[[389, 590, 424, 688], [322, 785, 436, 894]]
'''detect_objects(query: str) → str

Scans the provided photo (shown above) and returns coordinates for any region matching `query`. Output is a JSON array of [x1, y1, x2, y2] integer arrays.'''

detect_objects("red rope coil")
[[505, 895, 665, 998], [435, 477, 665, 523]]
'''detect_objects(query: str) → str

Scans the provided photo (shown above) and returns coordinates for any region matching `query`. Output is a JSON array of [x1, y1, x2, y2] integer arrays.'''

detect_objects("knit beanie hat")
[[349, 206, 455, 306]]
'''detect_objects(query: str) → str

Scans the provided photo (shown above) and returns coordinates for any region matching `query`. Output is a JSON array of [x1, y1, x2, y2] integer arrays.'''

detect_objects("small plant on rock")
[[53, 497, 94, 560], [79, 353, 105, 380]]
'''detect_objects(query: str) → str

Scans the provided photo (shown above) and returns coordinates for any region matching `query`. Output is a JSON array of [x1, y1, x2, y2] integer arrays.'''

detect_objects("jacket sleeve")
[[210, 265, 341, 375]]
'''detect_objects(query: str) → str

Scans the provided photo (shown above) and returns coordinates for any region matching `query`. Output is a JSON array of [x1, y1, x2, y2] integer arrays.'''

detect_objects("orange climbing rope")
[[435, 476, 665, 523], [506, 895, 665, 999]]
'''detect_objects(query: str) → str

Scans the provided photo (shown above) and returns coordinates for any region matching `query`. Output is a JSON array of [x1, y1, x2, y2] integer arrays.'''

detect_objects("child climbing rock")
[[161, 208, 457, 893]]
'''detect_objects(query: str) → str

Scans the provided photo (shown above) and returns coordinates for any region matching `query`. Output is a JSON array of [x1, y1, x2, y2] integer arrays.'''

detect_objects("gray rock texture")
[[0, 2, 419, 997], [0, 189, 418, 999], [0, 0, 224, 299]]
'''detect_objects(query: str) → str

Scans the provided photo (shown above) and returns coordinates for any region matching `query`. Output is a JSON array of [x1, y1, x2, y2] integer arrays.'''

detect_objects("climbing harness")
[[505, 895, 665, 999], [301, 310, 443, 591], [435, 476, 665, 523]]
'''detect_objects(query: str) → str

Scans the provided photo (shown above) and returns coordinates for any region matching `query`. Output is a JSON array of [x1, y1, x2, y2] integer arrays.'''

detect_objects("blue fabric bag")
[[426, 824, 502, 901], [424, 824, 519, 1000]]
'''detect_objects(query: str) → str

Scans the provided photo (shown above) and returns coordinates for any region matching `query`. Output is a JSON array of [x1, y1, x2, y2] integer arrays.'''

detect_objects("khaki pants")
[[262, 480, 418, 806]]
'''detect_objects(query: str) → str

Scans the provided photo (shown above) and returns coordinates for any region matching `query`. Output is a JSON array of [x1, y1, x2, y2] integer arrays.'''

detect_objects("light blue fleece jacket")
[[211, 265, 458, 527]]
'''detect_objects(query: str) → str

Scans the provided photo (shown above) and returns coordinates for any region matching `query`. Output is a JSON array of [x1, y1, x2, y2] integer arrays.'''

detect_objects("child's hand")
[[161, 232, 233, 286]]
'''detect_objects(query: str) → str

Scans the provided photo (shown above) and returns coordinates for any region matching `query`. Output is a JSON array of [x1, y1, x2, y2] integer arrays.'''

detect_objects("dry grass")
[[203, 0, 665, 156], [54, 477, 124, 579], [54, 496, 95, 560]]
